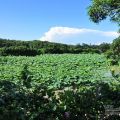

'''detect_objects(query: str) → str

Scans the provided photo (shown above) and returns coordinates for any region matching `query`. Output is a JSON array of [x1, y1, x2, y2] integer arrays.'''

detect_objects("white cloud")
[[40, 26, 119, 44]]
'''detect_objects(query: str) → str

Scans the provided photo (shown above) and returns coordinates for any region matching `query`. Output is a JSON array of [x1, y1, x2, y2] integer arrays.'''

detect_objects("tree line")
[[0, 38, 111, 56]]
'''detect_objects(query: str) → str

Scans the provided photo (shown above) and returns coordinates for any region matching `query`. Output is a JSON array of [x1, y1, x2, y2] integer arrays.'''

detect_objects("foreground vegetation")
[[0, 54, 120, 120]]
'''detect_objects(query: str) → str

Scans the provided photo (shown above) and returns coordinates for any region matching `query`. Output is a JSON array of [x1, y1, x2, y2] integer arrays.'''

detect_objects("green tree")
[[88, 0, 120, 26], [111, 36, 120, 57], [99, 43, 110, 53]]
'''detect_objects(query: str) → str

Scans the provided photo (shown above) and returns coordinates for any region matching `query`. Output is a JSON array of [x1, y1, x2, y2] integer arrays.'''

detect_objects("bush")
[[111, 36, 120, 59], [1, 78, 120, 120], [105, 50, 114, 59], [1, 47, 39, 56]]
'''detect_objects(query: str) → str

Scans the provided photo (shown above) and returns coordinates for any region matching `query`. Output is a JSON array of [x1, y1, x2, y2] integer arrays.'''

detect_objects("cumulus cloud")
[[40, 26, 119, 44]]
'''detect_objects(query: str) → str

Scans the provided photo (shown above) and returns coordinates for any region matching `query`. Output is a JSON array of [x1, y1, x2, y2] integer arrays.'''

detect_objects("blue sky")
[[0, 0, 119, 44]]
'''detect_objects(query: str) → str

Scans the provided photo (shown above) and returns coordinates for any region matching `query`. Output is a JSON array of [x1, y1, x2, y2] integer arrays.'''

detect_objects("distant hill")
[[0, 38, 110, 56]]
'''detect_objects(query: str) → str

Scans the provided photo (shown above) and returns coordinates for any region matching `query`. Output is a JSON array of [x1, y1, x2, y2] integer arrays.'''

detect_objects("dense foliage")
[[0, 54, 113, 83], [105, 37, 120, 65], [111, 36, 120, 58], [88, 0, 120, 25], [0, 54, 120, 119], [0, 38, 110, 56]]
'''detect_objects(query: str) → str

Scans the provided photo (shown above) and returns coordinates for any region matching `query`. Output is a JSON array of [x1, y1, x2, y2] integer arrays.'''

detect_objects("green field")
[[0, 54, 115, 87], [0, 54, 120, 119]]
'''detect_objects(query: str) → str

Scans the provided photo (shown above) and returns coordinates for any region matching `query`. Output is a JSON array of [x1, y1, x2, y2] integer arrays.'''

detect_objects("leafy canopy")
[[88, 0, 120, 26]]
